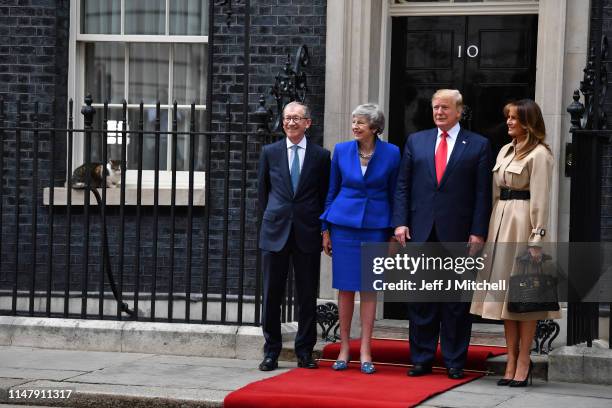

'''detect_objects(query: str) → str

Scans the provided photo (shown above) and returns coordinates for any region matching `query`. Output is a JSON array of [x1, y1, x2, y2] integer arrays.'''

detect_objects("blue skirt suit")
[[320, 138, 401, 291]]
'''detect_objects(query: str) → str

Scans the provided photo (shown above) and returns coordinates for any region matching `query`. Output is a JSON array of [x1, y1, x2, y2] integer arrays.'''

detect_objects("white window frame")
[[68, 0, 208, 190]]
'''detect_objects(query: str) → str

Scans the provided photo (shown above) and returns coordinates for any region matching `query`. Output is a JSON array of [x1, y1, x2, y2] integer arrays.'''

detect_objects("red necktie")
[[435, 131, 448, 185]]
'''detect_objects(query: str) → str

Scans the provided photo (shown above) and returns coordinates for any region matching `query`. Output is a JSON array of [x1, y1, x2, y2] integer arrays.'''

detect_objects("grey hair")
[[351, 103, 385, 135], [283, 101, 311, 119], [431, 89, 463, 113]]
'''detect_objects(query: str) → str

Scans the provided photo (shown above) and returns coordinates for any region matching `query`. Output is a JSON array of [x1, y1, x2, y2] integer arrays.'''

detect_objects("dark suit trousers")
[[407, 227, 472, 369], [261, 228, 320, 359]]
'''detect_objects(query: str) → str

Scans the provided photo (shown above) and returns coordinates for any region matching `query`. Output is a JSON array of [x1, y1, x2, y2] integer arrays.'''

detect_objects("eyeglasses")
[[283, 116, 308, 123]]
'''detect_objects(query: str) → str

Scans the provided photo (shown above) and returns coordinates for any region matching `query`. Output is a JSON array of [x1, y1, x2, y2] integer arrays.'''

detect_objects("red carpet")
[[224, 339, 506, 408]]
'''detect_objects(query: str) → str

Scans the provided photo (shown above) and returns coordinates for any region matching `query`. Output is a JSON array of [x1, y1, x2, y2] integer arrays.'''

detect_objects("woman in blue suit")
[[321, 104, 400, 374]]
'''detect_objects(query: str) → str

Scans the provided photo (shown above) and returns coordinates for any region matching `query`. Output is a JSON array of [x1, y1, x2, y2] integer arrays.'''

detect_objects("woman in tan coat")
[[471, 99, 560, 387]]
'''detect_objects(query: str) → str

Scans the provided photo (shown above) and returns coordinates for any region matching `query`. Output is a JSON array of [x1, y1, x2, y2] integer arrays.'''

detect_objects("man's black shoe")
[[297, 354, 319, 369], [447, 368, 465, 379], [258, 356, 278, 371], [407, 364, 432, 376]]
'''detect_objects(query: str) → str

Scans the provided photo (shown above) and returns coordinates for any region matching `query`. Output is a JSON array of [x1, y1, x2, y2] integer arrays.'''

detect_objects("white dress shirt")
[[435, 122, 460, 163], [287, 136, 307, 174]]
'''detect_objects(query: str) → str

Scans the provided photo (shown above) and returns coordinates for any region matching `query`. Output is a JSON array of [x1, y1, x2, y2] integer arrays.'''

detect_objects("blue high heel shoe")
[[360, 361, 376, 374], [331, 359, 349, 371]]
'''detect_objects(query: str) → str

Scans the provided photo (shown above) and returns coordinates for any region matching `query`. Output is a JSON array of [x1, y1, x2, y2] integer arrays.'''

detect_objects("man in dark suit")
[[257, 101, 331, 371], [392, 89, 492, 379]]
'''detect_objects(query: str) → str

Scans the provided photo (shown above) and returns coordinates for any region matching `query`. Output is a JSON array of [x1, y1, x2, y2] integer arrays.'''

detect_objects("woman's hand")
[[394, 226, 411, 247], [322, 231, 332, 256], [528, 246, 542, 262]]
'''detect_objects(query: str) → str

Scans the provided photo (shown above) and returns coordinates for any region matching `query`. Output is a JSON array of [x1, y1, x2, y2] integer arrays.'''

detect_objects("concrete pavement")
[[1, 346, 611, 407]]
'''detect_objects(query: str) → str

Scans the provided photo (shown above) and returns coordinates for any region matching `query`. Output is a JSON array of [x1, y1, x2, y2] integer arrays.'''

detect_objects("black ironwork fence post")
[[29, 102, 40, 316], [567, 91, 602, 347], [64, 100, 74, 316], [568, 90, 585, 133], [46, 101, 56, 316], [81, 94, 96, 318], [0, 100, 3, 295], [251, 95, 271, 325], [12, 100, 21, 315]]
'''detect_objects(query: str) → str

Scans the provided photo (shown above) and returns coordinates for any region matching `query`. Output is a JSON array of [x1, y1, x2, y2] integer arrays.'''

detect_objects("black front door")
[[388, 14, 538, 155], [385, 15, 538, 320]]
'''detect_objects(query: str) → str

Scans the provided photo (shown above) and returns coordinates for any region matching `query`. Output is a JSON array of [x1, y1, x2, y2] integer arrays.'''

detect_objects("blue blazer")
[[391, 128, 492, 242], [321, 139, 400, 230]]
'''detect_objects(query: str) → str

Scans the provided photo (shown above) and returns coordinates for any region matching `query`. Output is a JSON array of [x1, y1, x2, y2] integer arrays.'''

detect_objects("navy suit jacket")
[[258, 138, 331, 253], [391, 127, 492, 242], [321, 139, 400, 230]]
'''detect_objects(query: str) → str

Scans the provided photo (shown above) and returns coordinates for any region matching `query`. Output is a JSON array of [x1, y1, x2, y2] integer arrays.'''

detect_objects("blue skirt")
[[330, 224, 389, 291]]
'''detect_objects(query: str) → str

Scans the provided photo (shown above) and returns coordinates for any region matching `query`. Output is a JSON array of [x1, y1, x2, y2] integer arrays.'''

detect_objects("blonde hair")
[[503, 99, 550, 159], [432, 89, 463, 113]]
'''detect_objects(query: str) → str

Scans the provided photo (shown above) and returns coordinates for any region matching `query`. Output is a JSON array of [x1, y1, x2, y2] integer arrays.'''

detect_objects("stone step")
[[282, 340, 549, 380], [373, 319, 506, 346], [281, 319, 508, 361]]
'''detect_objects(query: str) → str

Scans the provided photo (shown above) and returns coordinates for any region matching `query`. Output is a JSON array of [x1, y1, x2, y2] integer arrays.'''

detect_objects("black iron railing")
[[0, 96, 296, 326], [566, 86, 612, 347]]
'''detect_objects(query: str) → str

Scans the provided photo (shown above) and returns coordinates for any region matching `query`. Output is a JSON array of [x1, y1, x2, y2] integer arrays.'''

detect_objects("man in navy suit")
[[392, 89, 492, 379], [257, 101, 331, 371]]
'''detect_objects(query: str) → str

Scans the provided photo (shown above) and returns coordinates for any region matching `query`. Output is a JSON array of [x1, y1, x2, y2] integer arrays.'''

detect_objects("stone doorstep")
[[282, 319, 554, 380], [372, 320, 507, 346], [281, 341, 550, 380]]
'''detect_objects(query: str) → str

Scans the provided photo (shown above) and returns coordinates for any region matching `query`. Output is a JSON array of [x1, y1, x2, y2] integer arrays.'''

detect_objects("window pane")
[[85, 43, 125, 104], [88, 108, 127, 165], [170, 0, 209, 36], [124, 109, 206, 171], [127, 109, 169, 171], [129, 43, 169, 104], [125, 0, 165, 35], [81, 0, 121, 34], [173, 44, 208, 105], [173, 109, 207, 171]]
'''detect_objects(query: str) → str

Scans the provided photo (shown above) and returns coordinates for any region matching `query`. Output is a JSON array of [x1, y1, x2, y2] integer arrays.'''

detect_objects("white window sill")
[[43, 186, 205, 207]]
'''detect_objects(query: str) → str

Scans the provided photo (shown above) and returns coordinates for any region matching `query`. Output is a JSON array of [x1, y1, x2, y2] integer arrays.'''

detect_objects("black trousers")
[[261, 229, 320, 359], [407, 227, 472, 368]]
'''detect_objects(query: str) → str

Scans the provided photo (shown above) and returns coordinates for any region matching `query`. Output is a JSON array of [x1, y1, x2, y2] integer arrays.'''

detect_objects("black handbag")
[[507, 251, 560, 313]]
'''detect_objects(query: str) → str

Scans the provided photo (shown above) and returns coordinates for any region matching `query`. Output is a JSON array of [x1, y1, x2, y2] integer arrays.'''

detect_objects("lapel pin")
[[462, 140, 467, 144]]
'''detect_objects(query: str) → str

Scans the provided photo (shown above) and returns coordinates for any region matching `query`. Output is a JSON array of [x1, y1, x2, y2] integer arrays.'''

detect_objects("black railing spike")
[[251, 94, 271, 135], [567, 90, 585, 132], [81, 94, 96, 127], [68, 99, 73, 122]]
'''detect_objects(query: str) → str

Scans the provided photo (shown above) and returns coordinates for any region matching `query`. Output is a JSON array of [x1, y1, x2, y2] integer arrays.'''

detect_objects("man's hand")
[[322, 231, 332, 256], [467, 234, 485, 257], [394, 226, 411, 247]]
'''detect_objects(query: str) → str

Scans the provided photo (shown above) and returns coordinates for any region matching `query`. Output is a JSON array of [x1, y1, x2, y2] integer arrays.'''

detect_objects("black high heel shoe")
[[509, 360, 533, 387], [496, 378, 513, 386]]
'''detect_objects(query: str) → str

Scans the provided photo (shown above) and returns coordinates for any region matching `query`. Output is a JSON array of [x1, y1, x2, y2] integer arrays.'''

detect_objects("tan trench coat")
[[470, 141, 561, 321]]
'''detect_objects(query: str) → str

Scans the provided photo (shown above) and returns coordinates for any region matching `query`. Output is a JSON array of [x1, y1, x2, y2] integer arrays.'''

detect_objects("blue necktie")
[[290, 144, 300, 194]]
